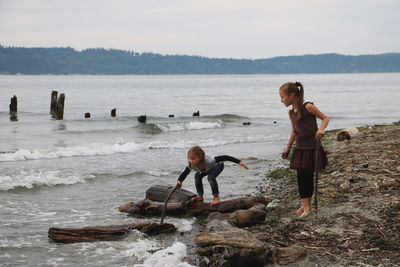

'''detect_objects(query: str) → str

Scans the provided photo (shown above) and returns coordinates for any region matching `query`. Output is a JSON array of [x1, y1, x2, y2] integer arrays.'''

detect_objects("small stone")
[[397, 166, 400, 173]]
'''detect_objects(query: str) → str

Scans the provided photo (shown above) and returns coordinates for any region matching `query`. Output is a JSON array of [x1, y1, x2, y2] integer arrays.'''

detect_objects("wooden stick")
[[160, 184, 179, 224], [314, 138, 321, 214]]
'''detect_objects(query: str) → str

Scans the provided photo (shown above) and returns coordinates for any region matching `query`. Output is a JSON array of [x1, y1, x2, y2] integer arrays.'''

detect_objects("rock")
[[203, 212, 231, 227], [361, 163, 369, 168], [266, 199, 280, 209], [275, 246, 306, 265], [228, 208, 266, 227], [196, 227, 263, 249], [205, 219, 234, 232]]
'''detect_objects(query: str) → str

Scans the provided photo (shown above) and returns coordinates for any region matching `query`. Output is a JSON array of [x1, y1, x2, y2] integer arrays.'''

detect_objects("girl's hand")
[[282, 148, 290, 159], [176, 181, 182, 188], [316, 128, 325, 139], [239, 161, 248, 170]]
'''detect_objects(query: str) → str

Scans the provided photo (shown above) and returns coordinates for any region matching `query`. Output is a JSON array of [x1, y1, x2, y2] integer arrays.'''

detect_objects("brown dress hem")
[[289, 146, 328, 171]]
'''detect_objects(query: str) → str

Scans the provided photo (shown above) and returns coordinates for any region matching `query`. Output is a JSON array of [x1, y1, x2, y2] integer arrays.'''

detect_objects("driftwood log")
[[145, 185, 196, 203], [119, 185, 268, 216], [337, 127, 359, 141], [48, 221, 176, 243]]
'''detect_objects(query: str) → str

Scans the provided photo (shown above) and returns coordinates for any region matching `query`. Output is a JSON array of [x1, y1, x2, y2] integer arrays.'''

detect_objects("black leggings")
[[297, 169, 314, 199]]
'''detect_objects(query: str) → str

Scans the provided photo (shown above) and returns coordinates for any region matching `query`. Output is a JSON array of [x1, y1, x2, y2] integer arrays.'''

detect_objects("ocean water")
[[1, 73, 399, 266]]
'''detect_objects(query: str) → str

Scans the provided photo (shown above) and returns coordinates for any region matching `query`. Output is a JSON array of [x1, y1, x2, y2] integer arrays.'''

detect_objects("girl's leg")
[[296, 168, 314, 218], [208, 163, 224, 206], [192, 172, 204, 202]]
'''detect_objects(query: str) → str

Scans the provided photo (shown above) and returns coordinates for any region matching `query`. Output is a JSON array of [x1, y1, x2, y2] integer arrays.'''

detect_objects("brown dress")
[[289, 102, 328, 171]]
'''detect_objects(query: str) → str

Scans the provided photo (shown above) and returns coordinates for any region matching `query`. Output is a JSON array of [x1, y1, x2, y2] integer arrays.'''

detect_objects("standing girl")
[[175, 146, 248, 206], [279, 82, 329, 218]]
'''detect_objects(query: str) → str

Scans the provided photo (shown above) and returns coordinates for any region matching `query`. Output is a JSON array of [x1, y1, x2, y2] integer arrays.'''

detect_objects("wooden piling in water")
[[111, 108, 116, 117], [55, 93, 65, 120], [9, 95, 17, 114], [138, 115, 146, 123], [50, 91, 58, 116]]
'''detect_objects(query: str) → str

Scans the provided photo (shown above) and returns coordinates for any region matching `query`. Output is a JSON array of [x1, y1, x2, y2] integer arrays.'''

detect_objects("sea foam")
[[137, 241, 195, 267], [156, 121, 222, 132], [0, 133, 275, 162], [0, 169, 94, 191]]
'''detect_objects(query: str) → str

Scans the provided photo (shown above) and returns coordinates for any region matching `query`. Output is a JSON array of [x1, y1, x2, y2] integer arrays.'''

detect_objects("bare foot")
[[293, 206, 304, 215], [299, 209, 311, 219], [210, 195, 220, 207], [190, 195, 204, 203]]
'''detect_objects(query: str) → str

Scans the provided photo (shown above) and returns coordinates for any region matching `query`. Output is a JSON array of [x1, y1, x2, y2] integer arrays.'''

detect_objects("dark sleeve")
[[178, 166, 191, 182], [214, 155, 241, 164]]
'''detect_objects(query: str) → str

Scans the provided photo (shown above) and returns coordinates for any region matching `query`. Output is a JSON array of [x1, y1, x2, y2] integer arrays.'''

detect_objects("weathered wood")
[[48, 221, 176, 243], [119, 196, 268, 216], [184, 196, 268, 216], [50, 91, 58, 115], [9, 95, 17, 113], [146, 185, 196, 203], [55, 93, 65, 120], [138, 115, 146, 123], [337, 127, 359, 141], [111, 108, 116, 117]]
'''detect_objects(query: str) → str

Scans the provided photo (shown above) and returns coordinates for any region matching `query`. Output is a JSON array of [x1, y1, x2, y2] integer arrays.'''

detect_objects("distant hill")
[[1, 45, 399, 74]]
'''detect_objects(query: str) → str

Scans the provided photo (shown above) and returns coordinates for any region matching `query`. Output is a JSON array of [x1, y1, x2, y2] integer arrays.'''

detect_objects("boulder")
[[195, 225, 273, 267], [228, 204, 266, 227]]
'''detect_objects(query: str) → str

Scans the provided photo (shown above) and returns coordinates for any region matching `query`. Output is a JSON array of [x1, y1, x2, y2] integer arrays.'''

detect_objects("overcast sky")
[[0, 0, 399, 59]]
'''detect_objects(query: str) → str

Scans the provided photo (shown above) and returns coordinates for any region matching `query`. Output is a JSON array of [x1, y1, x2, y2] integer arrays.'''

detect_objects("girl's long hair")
[[280, 82, 304, 120], [188, 146, 206, 171]]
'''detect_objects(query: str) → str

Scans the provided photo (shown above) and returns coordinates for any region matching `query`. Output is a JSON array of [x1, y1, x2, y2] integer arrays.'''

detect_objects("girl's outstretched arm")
[[214, 155, 248, 169], [176, 166, 191, 187], [306, 103, 330, 139]]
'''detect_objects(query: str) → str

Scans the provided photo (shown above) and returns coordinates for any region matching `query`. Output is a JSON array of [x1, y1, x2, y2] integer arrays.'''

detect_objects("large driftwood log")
[[119, 196, 268, 216], [337, 127, 359, 141], [146, 185, 196, 203], [48, 221, 176, 243]]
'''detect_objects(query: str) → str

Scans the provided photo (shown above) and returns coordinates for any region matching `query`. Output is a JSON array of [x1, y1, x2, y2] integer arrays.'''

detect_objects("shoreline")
[[248, 121, 400, 266]]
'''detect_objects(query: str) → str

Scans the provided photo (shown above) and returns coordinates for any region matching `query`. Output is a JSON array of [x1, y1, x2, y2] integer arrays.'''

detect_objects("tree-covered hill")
[[0, 45, 399, 74]]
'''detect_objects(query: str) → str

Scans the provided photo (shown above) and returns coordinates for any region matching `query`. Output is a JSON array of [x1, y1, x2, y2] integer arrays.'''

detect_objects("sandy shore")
[[249, 122, 400, 266]]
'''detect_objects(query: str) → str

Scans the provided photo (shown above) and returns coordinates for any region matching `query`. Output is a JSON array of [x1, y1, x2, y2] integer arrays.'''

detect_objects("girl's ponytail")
[[295, 82, 304, 120]]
